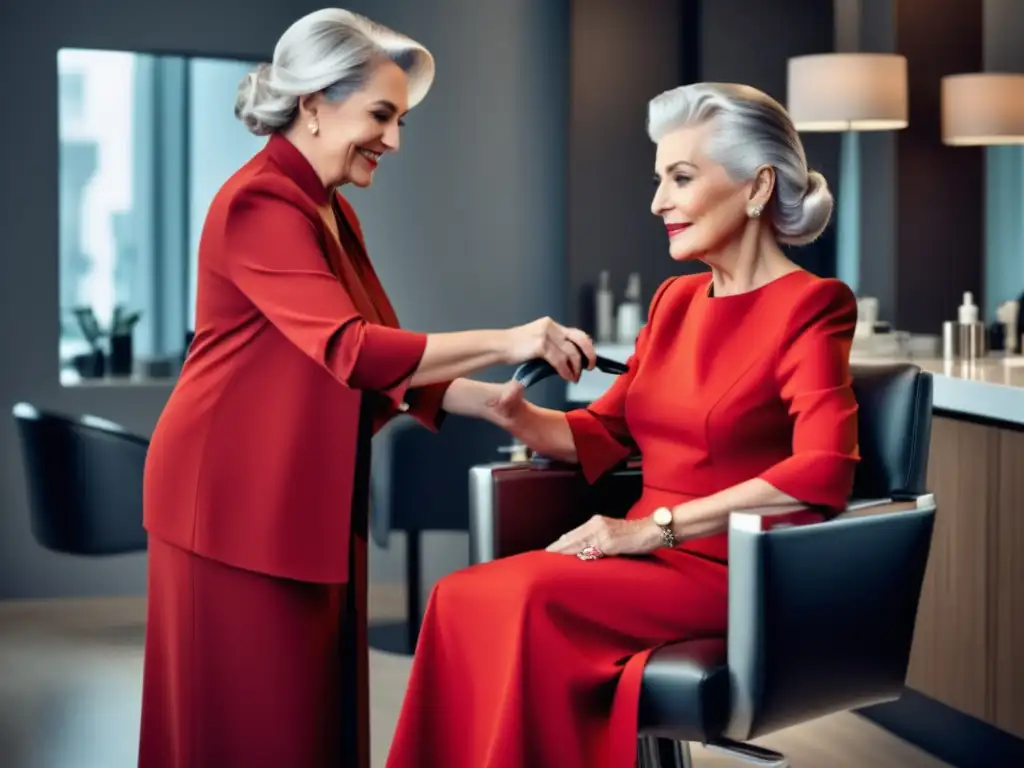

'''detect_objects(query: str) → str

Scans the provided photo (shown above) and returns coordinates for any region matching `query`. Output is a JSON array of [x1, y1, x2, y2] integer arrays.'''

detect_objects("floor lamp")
[[942, 73, 1024, 355], [786, 53, 909, 305]]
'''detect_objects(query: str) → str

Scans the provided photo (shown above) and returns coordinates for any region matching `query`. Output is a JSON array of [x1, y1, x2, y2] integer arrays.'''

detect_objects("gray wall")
[[701, 0, 840, 278], [0, 0, 570, 599], [566, 0, 689, 329]]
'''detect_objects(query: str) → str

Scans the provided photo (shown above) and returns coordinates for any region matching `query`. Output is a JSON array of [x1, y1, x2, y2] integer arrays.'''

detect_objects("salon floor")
[[0, 588, 949, 768]]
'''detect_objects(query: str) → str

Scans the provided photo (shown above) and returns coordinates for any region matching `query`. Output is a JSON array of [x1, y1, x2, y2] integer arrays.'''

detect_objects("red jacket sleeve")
[[404, 382, 451, 431], [223, 177, 426, 408], [565, 277, 679, 483], [758, 278, 860, 508], [372, 381, 452, 435]]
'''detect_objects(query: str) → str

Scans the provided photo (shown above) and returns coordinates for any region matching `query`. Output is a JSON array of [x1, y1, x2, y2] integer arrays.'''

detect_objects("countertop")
[[566, 344, 1024, 427]]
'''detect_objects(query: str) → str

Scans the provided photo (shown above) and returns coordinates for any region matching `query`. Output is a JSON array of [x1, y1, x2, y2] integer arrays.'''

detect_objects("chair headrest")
[[850, 364, 933, 500]]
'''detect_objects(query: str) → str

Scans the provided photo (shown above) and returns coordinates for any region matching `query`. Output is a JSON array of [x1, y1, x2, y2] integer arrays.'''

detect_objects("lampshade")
[[942, 73, 1024, 146], [787, 53, 908, 132]]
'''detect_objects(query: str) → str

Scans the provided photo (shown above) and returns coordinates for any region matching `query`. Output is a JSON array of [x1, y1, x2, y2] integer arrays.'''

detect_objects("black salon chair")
[[467, 363, 936, 767], [12, 402, 149, 555], [370, 413, 509, 653]]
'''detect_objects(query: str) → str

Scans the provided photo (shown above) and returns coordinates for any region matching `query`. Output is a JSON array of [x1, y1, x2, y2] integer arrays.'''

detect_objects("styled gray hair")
[[235, 8, 436, 136], [647, 83, 832, 245]]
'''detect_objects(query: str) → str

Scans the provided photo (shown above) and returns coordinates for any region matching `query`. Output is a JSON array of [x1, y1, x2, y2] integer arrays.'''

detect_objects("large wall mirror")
[[58, 47, 265, 385]]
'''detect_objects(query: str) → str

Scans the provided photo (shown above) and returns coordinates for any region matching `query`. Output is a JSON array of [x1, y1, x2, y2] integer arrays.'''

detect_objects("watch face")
[[653, 507, 672, 526]]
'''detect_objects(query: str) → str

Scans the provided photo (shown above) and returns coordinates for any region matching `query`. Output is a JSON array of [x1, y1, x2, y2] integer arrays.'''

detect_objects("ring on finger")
[[576, 545, 604, 561]]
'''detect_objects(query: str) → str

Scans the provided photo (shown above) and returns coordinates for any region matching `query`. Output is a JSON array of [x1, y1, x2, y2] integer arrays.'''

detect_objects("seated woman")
[[385, 83, 859, 768]]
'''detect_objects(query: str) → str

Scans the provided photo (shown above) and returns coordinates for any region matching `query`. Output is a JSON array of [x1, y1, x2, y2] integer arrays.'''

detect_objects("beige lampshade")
[[942, 73, 1024, 146], [787, 53, 908, 131]]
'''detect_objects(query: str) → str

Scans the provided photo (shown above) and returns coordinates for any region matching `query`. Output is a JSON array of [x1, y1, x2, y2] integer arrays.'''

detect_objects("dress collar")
[[265, 133, 332, 206]]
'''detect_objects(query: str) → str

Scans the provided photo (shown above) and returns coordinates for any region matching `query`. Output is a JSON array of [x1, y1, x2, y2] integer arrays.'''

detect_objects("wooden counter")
[[908, 413, 1024, 738]]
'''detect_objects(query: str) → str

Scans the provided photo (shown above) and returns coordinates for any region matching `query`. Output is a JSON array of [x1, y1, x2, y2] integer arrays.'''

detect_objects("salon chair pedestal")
[[367, 530, 425, 656]]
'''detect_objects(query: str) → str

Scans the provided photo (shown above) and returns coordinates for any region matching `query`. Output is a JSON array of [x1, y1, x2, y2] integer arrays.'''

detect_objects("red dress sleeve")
[[223, 178, 426, 409], [758, 278, 860, 508], [565, 277, 678, 483]]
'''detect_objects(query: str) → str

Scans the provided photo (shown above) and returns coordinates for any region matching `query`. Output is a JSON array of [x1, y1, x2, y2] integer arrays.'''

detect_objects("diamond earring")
[[748, 204, 763, 219], [308, 119, 319, 137]]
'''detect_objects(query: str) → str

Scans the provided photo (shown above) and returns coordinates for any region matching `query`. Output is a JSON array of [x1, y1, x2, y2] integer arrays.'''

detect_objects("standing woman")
[[138, 8, 592, 767]]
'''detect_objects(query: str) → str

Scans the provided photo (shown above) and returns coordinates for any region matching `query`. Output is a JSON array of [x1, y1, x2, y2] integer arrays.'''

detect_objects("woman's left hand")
[[545, 514, 663, 558]]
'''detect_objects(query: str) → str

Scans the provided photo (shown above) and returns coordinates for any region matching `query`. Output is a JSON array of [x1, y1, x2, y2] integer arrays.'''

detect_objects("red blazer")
[[143, 134, 449, 583]]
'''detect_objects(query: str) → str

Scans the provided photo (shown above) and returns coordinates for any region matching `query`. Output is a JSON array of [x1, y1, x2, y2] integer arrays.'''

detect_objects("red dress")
[[139, 134, 449, 767], [386, 270, 859, 768]]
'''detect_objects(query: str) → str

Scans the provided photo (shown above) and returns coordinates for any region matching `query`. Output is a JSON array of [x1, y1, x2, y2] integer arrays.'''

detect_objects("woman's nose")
[[650, 185, 668, 216], [383, 123, 401, 151]]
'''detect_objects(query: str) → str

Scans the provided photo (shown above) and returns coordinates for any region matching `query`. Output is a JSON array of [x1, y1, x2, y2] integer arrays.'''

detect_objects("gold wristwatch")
[[652, 507, 677, 548]]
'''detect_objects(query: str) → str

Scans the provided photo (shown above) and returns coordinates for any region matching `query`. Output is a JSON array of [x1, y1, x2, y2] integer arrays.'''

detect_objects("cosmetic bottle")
[[957, 291, 986, 362], [996, 299, 1020, 356], [595, 270, 615, 343], [616, 273, 643, 344]]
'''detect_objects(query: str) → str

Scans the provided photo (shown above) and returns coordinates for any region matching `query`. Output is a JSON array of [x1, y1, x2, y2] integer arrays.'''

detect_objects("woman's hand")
[[545, 514, 664, 558], [442, 379, 533, 432], [502, 318, 596, 382], [487, 380, 528, 429]]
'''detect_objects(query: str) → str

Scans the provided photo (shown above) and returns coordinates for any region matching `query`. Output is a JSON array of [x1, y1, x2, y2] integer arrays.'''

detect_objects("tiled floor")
[[0, 590, 949, 767]]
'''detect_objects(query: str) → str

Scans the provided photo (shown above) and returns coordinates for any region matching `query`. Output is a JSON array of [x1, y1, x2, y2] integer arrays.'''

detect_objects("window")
[[57, 48, 264, 385]]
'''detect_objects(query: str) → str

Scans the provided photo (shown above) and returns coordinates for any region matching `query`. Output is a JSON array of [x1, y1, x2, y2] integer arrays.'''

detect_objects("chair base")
[[638, 736, 693, 768], [637, 737, 788, 768], [705, 738, 788, 767]]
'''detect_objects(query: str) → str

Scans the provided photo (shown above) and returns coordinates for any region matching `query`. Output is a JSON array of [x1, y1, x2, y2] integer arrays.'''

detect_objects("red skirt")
[[138, 535, 369, 767], [385, 546, 730, 768]]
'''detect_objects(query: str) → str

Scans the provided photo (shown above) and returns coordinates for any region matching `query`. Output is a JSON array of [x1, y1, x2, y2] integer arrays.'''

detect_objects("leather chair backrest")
[[850, 364, 933, 500], [372, 414, 509, 546], [11, 403, 149, 555], [725, 364, 936, 740]]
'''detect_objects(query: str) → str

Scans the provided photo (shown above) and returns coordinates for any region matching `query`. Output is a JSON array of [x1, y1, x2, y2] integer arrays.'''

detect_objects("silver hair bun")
[[775, 170, 833, 246], [234, 63, 297, 137]]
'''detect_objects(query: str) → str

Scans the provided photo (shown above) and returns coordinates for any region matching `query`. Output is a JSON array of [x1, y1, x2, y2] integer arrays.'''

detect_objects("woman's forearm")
[[438, 379, 580, 462], [440, 378, 504, 420], [509, 404, 579, 463], [409, 331, 508, 388], [668, 478, 803, 540], [436, 377, 580, 462]]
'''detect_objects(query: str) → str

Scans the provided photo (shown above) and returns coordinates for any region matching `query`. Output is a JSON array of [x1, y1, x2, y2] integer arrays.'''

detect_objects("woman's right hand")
[[502, 317, 596, 382]]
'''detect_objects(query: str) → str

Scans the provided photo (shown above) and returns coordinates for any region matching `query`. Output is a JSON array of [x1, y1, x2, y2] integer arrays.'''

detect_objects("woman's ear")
[[297, 93, 319, 121], [749, 164, 776, 209]]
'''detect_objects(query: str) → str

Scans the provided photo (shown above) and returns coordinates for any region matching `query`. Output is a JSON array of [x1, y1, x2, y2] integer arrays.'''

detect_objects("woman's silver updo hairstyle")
[[234, 8, 435, 137], [647, 83, 833, 245]]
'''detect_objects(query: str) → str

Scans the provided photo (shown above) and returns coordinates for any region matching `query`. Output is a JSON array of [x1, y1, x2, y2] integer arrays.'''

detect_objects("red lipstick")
[[665, 223, 691, 236]]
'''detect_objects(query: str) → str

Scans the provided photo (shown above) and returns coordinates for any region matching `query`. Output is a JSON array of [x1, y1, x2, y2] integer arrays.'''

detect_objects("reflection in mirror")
[[58, 47, 265, 385]]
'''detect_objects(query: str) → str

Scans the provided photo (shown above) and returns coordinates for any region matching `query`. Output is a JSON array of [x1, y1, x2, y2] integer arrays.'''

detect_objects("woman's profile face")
[[305, 60, 410, 188], [650, 123, 754, 262]]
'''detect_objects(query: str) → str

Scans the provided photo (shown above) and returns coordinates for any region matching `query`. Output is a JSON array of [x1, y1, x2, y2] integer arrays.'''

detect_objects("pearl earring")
[[308, 119, 319, 137], [748, 204, 763, 219]]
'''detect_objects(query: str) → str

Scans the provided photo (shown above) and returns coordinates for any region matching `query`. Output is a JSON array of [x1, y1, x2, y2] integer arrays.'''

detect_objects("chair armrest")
[[468, 461, 642, 564], [724, 493, 937, 742]]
